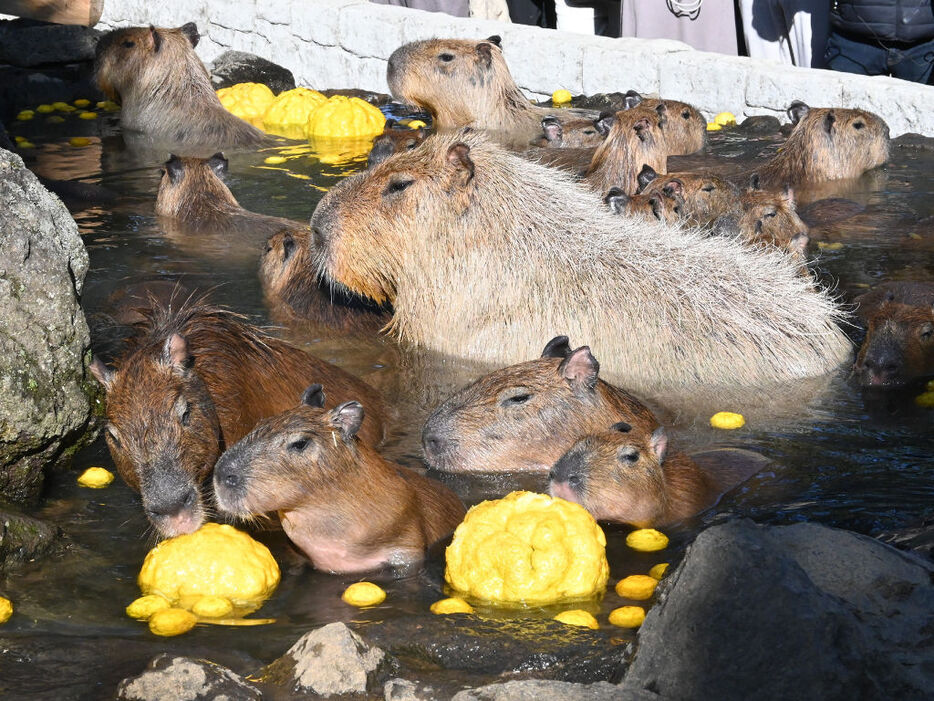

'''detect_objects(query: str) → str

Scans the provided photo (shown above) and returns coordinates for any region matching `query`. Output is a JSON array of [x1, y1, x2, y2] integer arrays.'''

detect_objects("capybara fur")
[[753, 101, 889, 188], [422, 337, 660, 473], [368, 126, 428, 168], [213, 387, 465, 573], [734, 187, 810, 257], [95, 23, 268, 152], [854, 281, 934, 387], [311, 129, 849, 392], [622, 90, 706, 156], [586, 106, 670, 194], [89, 298, 389, 538], [536, 115, 607, 148]]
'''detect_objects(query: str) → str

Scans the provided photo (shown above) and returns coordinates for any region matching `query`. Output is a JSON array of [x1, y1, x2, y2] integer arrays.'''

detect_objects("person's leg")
[[555, 1, 596, 34], [824, 30, 887, 76], [888, 39, 934, 83], [739, 0, 787, 63]]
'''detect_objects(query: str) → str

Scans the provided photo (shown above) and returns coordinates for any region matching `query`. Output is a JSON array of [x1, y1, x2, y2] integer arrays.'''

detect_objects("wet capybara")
[[422, 336, 660, 473], [621, 90, 706, 156], [734, 187, 810, 257], [95, 23, 268, 152], [367, 125, 428, 168], [88, 299, 389, 538], [854, 281, 934, 387], [214, 386, 465, 574], [586, 106, 670, 195], [535, 115, 608, 148], [549, 423, 767, 526], [752, 101, 889, 188], [311, 128, 849, 392], [260, 228, 390, 334]]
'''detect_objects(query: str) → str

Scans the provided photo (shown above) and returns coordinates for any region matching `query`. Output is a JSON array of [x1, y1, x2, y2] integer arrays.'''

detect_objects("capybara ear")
[[595, 112, 616, 136], [541, 335, 571, 359], [748, 173, 761, 191], [207, 153, 228, 176], [486, 35, 502, 47], [541, 116, 563, 143], [559, 346, 600, 391], [164, 155, 185, 184], [149, 26, 162, 53], [654, 102, 667, 118], [300, 383, 326, 409], [281, 231, 296, 261], [476, 42, 493, 67], [662, 179, 684, 198], [610, 421, 632, 433], [787, 100, 810, 126], [780, 186, 795, 206], [161, 333, 193, 371], [179, 22, 200, 48], [649, 426, 668, 464], [328, 401, 364, 440], [446, 143, 475, 185], [789, 233, 809, 257], [623, 90, 643, 110], [603, 187, 629, 214], [823, 111, 836, 134], [89, 356, 115, 391], [633, 118, 651, 138], [636, 164, 658, 193]]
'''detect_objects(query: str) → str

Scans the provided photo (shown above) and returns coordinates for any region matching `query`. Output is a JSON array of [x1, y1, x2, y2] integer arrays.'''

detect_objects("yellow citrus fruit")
[[78, 112, 97, 120], [77, 466, 114, 488], [706, 122, 721, 131], [710, 411, 745, 429], [615, 574, 658, 600], [914, 392, 934, 408], [0, 597, 12, 624], [926, 380, 934, 392], [714, 111, 736, 126], [609, 606, 645, 628], [191, 596, 234, 618], [138, 523, 279, 615], [445, 491, 609, 606], [217, 82, 275, 127], [649, 563, 669, 580], [554, 609, 599, 629], [626, 528, 669, 552], [306, 95, 385, 139], [341, 582, 386, 607], [69, 137, 91, 147], [126, 594, 171, 620], [430, 597, 474, 615], [16, 110, 34, 120], [46, 116, 65, 124], [53, 102, 76, 112], [14, 136, 26, 143], [407, 119, 427, 129], [552, 89, 573, 105], [261, 87, 326, 139], [96, 100, 120, 112], [17, 141, 35, 148], [148, 608, 197, 636], [73, 99, 91, 107], [36, 104, 55, 113]]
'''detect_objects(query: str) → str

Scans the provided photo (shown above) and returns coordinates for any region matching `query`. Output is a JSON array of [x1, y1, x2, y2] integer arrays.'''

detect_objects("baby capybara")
[[89, 299, 388, 538], [214, 386, 465, 574], [753, 101, 889, 188], [536, 115, 607, 148], [854, 281, 934, 387], [368, 125, 428, 168], [95, 23, 268, 153], [422, 336, 659, 473], [586, 106, 670, 195], [621, 90, 706, 156]]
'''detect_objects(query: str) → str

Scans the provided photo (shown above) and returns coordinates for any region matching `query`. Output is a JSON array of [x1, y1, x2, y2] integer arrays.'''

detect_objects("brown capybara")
[[854, 281, 934, 387], [213, 386, 465, 574], [549, 423, 767, 526], [535, 115, 608, 148], [752, 101, 889, 188], [260, 228, 390, 334], [368, 125, 428, 168], [734, 187, 810, 257], [586, 106, 670, 195], [422, 336, 660, 473], [621, 90, 706, 156], [311, 128, 849, 392], [88, 298, 389, 538], [94, 23, 268, 152]]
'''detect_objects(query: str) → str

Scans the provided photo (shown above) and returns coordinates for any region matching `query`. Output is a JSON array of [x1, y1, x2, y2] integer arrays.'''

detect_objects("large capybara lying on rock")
[[311, 129, 850, 393]]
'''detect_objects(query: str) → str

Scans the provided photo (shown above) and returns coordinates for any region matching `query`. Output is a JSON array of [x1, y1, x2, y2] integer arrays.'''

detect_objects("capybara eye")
[[853, 122, 865, 130], [583, 129, 596, 136], [438, 53, 455, 62], [382, 178, 414, 197], [610, 421, 632, 433], [288, 437, 309, 453], [681, 110, 691, 119], [619, 448, 640, 463], [180, 405, 191, 426], [764, 210, 777, 219], [701, 185, 715, 192], [501, 392, 531, 407], [122, 40, 135, 48], [920, 325, 933, 342]]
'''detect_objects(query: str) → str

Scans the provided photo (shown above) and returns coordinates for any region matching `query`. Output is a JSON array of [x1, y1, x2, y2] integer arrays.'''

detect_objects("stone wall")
[[78, 0, 934, 136]]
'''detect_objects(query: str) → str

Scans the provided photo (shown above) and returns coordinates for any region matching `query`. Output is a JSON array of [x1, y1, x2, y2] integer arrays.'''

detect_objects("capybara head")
[[738, 187, 809, 257], [90, 332, 221, 537], [587, 106, 669, 194], [855, 294, 934, 387], [613, 166, 738, 226], [623, 91, 705, 155], [549, 423, 670, 526], [368, 126, 428, 168], [155, 153, 237, 219], [422, 336, 658, 473], [536, 115, 608, 148], [386, 36, 528, 130], [260, 228, 311, 302]]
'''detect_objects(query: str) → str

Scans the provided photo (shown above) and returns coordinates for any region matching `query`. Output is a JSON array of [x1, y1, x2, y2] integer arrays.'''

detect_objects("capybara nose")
[[146, 487, 197, 518], [312, 224, 326, 250], [422, 431, 445, 461], [550, 454, 582, 488], [222, 472, 240, 489]]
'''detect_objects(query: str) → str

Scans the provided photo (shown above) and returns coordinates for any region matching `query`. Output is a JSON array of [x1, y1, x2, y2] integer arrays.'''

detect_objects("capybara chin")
[[586, 106, 669, 195], [311, 128, 849, 393], [753, 101, 889, 188], [95, 23, 268, 152], [622, 91, 706, 156], [213, 387, 465, 574], [854, 282, 934, 387], [89, 298, 389, 538], [422, 336, 659, 473]]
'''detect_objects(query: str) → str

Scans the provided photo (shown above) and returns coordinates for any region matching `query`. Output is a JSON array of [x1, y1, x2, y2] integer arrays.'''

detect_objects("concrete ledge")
[[93, 0, 934, 136]]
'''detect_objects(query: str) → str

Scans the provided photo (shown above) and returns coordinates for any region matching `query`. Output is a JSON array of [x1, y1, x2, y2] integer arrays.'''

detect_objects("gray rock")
[[384, 677, 439, 701], [210, 50, 295, 94], [452, 680, 656, 701], [262, 621, 393, 696], [116, 655, 260, 701], [0, 19, 101, 68], [0, 506, 63, 567], [625, 520, 934, 701], [0, 148, 95, 503], [736, 115, 782, 135]]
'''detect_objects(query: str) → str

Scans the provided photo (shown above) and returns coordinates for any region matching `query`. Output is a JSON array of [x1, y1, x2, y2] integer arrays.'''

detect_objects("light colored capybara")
[[586, 106, 670, 194], [311, 129, 849, 393], [854, 281, 934, 387], [734, 187, 810, 257], [422, 336, 660, 473], [549, 423, 767, 526], [621, 90, 706, 156], [535, 115, 608, 148], [94, 23, 268, 152], [89, 298, 389, 538], [213, 386, 465, 573], [368, 125, 428, 168], [753, 101, 889, 188]]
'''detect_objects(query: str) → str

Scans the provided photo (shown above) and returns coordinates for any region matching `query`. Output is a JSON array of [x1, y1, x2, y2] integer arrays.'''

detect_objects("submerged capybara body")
[[89, 300, 388, 538], [214, 388, 465, 573], [95, 23, 268, 152], [422, 337, 660, 473], [622, 91, 706, 156], [586, 106, 670, 194], [854, 281, 934, 387], [311, 129, 850, 393]]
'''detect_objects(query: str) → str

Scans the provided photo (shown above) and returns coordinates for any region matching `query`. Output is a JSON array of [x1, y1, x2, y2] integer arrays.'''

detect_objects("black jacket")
[[831, 0, 934, 43]]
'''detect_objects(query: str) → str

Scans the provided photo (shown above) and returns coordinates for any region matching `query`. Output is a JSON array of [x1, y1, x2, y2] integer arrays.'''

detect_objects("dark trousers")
[[825, 29, 934, 84]]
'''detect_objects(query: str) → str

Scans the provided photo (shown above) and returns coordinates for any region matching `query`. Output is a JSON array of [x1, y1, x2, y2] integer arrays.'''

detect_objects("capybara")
[[586, 106, 670, 195], [89, 299, 388, 538], [549, 423, 766, 526], [368, 125, 428, 168], [311, 129, 849, 392], [535, 115, 608, 148], [752, 101, 889, 188], [94, 23, 268, 152], [621, 90, 706, 156], [422, 336, 660, 473], [214, 386, 465, 573], [734, 187, 810, 257], [854, 281, 934, 387]]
